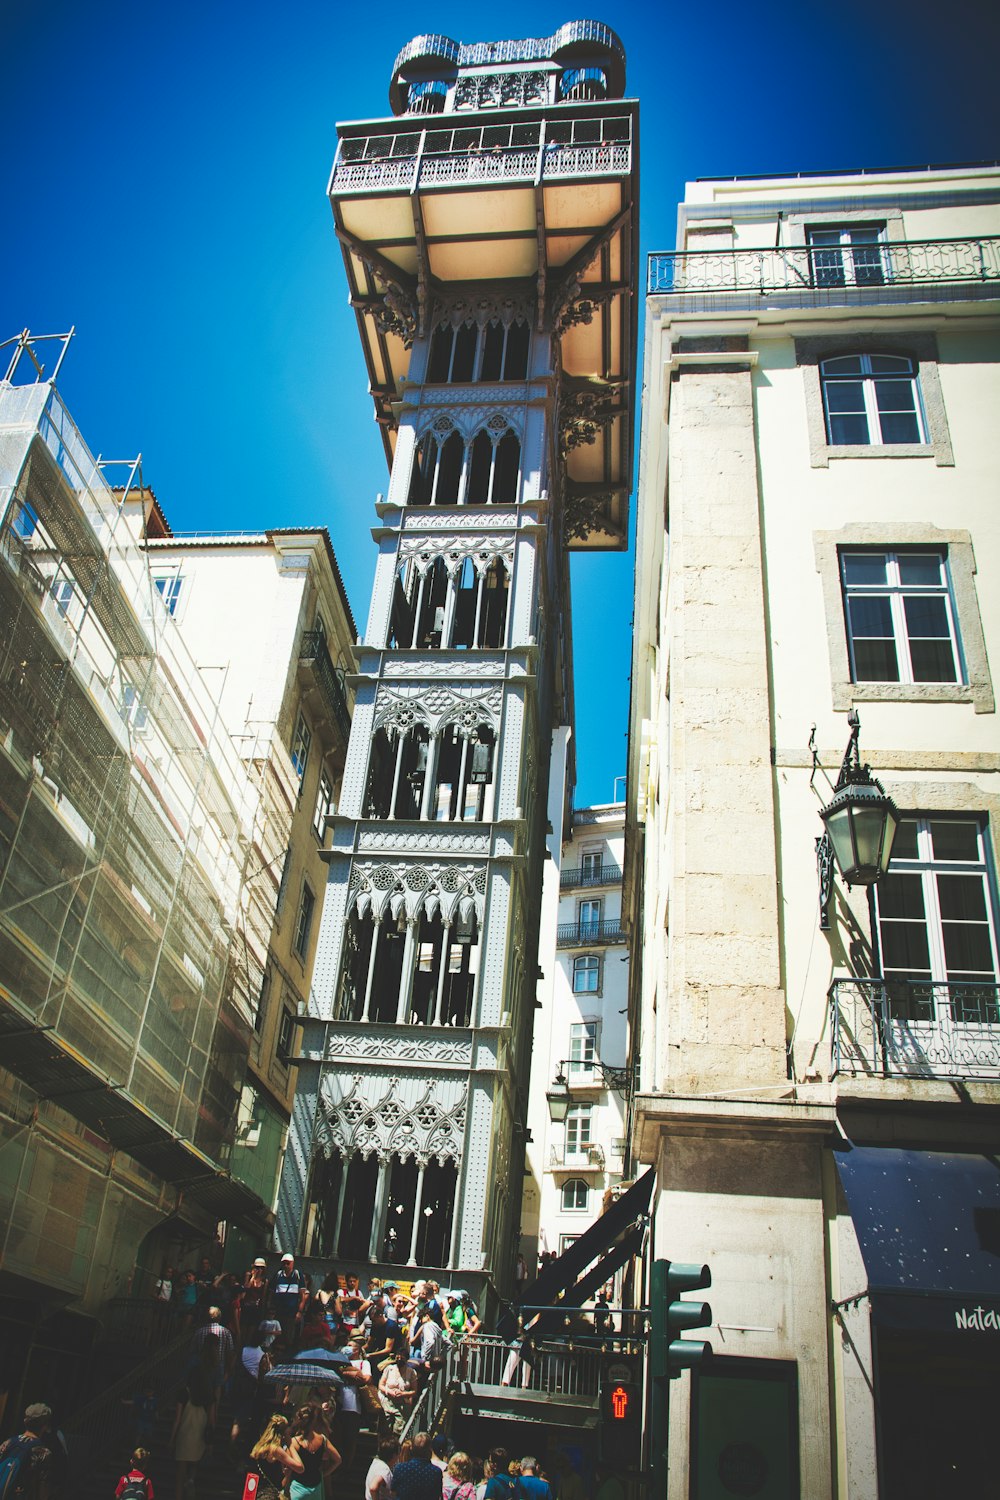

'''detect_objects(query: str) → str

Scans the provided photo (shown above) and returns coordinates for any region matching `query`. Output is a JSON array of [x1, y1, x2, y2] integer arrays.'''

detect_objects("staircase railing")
[[64, 1328, 192, 1474], [401, 1345, 458, 1442]]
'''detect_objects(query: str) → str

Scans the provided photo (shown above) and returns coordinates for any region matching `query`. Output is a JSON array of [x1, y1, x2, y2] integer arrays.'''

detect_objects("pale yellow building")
[[627, 164, 1000, 1499]]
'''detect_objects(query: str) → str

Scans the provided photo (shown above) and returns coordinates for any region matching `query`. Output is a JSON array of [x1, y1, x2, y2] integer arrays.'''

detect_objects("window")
[[559, 1234, 581, 1254], [807, 223, 886, 287], [565, 1104, 593, 1157], [291, 712, 312, 783], [581, 849, 603, 883], [561, 1178, 590, 1212], [293, 882, 316, 959], [409, 422, 521, 507], [841, 550, 962, 685], [821, 353, 926, 447], [426, 319, 530, 383], [254, 969, 270, 1034], [578, 899, 601, 937], [814, 525, 993, 713], [573, 955, 601, 994], [569, 1021, 598, 1079], [873, 817, 998, 1024], [152, 568, 184, 615], [313, 769, 335, 841], [119, 683, 149, 732], [277, 1006, 297, 1064]]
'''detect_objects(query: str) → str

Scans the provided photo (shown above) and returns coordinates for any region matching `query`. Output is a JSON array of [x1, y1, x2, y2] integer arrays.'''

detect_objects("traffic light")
[[601, 1378, 641, 1426], [650, 1257, 712, 1378]]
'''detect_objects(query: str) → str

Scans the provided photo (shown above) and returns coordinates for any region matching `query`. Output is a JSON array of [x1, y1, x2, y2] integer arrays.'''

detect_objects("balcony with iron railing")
[[560, 863, 623, 891], [556, 918, 625, 948], [830, 977, 1000, 1082], [299, 630, 351, 743], [647, 237, 1000, 305], [548, 1143, 606, 1169], [332, 123, 632, 197]]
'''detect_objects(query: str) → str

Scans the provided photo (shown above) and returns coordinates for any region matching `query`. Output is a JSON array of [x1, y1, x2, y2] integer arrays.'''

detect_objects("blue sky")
[[4, 0, 998, 806]]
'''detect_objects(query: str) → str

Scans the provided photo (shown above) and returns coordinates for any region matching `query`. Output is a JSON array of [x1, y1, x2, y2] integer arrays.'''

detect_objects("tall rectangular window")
[[578, 899, 601, 937], [841, 549, 962, 684], [569, 1021, 598, 1079], [313, 769, 334, 841], [581, 849, 603, 883], [291, 712, 312, 783], [565, 1104, 593, 1157], [152, 569, 184, 615], [294, 882, 315, 959], [874, 817, 998, 1024], [277, 1006, 296, 1064], [821, 354, 926, 446]]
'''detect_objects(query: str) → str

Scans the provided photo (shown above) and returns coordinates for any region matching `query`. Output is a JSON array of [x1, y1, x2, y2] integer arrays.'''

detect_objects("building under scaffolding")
[[0, 350, 286, 1412]]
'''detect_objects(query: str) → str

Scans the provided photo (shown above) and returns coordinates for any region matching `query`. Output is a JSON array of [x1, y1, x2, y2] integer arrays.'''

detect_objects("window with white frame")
[[151, 568, 184, 615], [807, 224, 887, 287], [293, 881, 316, 959], [569, 1020, 598, 1079], [573, 954, 601, 994], [561, 1178, 590, 1212], [841, 549, 963, 685], [821, 353, 926, 446], [565, 1103, 593, 1157], [873, 817, 998, 1024], [578, 898, 601, 937], [581, 848, 603, 882], [559, 1234, 581, 1254], [313, 768, 335, 841], [291, 711, 312, 783]]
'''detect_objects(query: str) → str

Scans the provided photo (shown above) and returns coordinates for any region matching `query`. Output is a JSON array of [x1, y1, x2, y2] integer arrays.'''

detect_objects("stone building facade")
[[628, 165, 1000, 1498]]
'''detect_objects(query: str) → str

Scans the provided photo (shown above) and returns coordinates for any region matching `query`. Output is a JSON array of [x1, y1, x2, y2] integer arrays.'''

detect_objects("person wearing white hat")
[[270, 1253, 307, 1342]]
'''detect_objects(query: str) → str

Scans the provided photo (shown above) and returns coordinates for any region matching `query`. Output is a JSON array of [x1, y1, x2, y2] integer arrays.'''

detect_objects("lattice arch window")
[[410, 419, 521, 507], [388, 551, 511, 651], [427, 317, 530, 383]]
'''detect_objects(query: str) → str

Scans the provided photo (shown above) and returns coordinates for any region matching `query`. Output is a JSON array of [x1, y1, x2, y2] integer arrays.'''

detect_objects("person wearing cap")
[[269, 1253, 307, 1342], [444, 1295, 467, 1344], [243, 1257, 269, 1321], [0, 1402, 53, 1500]]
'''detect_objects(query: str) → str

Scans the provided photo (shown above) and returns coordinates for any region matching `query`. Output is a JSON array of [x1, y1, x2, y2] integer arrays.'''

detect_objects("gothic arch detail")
[[372, 682, 503, 735], [348, 860, 487, 924], [314, 1073, 468, 1167]]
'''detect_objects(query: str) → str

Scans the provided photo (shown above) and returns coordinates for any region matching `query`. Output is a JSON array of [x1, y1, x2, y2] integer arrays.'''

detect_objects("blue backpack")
[[0, 1434, 39, 1500]]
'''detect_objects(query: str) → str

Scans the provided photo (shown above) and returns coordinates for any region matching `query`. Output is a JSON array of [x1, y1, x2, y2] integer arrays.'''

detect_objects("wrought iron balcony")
[[560, 863, 623, 890], [556, 918, 625, 948], [549, 1143, 606, 1169], [299, 630, 350, 743], [332, 136, 631, 196], [830, 977, 1000, 1082], [647, 237, 1000, 299]]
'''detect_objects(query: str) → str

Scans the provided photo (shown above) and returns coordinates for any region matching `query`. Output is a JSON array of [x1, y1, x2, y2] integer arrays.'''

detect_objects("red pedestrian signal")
[[601, 1377, 640, 1424]]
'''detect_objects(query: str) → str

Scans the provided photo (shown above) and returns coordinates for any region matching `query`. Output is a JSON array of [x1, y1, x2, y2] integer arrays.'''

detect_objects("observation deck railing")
[[647, 237, 1000, 297], [829, 977, 1000, 1081], [332, 140, 631, 195]]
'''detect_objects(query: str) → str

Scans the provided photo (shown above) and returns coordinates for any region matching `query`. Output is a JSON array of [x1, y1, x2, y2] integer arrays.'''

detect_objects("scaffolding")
[[0, 354, 288, 1298]]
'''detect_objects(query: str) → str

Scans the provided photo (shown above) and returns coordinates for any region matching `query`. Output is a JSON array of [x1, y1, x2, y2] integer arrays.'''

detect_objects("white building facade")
[[628, 165, 1000, 1499], [523, 803, 629, 1270]]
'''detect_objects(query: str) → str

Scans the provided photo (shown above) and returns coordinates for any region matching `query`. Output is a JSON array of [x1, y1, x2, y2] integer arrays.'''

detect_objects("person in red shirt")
[[115, 1447, 154, 1499]]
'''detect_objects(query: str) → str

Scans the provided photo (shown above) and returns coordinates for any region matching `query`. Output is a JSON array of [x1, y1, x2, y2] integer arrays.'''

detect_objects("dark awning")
[[835, 1146, 1000, 1337]]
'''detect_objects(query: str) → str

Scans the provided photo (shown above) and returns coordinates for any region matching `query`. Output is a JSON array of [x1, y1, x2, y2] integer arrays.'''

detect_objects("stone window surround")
[[814, 523, 994, 714], [796, 331, 954, 468]]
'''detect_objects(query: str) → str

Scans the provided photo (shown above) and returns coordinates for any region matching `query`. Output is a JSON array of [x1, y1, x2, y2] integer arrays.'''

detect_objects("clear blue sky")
[[5, 0, 997, 806]]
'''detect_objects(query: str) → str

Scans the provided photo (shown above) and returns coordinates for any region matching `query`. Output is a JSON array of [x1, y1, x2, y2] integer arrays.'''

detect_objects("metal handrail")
[[829, 976, 1000, 1080], [556, 919, 625, 947], [648, 236, 1000, 295], [300, 630, 351, 741], [400, 1344, 458, 1442], [459, 1332, 602, 1398], [559, 864, 623, 890], [63, 1325, 192, 1470]]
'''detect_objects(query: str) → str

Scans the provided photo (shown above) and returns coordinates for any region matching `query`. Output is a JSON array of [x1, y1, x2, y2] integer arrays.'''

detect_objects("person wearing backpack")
[[115, 1448, 154, 1500], [0, 1401, 53, 1500]]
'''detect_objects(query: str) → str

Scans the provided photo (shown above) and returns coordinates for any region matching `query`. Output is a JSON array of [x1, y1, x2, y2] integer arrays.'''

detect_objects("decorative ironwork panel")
[[648, 237, 1000, 296], [830, 978, 1000, 1081]]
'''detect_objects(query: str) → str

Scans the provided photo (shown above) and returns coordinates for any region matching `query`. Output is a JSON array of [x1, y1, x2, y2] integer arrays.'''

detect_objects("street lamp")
[[546, 1067, 570, 1123], [816, 710, 898, 931]]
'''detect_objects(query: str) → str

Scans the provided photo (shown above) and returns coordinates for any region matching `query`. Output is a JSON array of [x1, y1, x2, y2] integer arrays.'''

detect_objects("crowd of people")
[[142, 1252, 487, 1499]]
